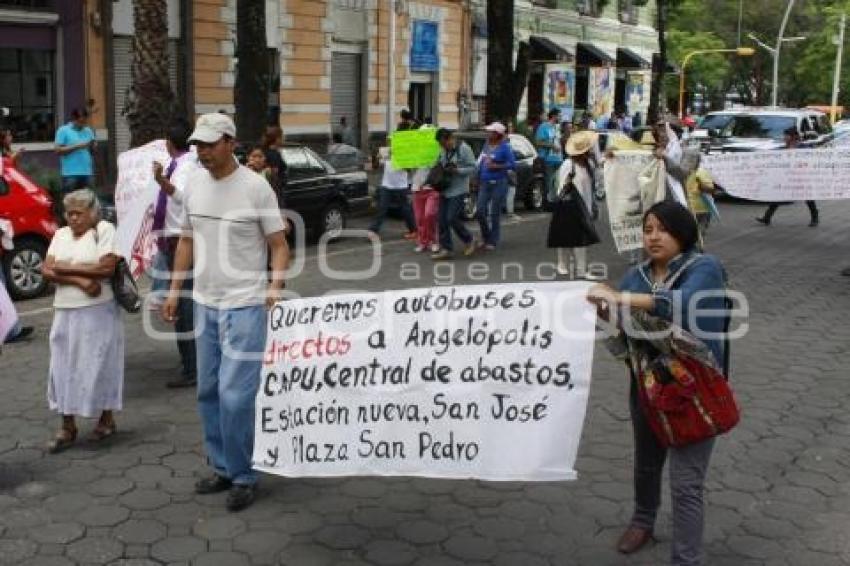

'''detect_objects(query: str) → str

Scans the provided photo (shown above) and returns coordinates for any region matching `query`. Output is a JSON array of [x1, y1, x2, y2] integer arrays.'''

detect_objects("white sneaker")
[[579, 272, 605, 282], [556, 263, 569, 276], [430, 243, 441, 253], [414, 245, 426, 253]]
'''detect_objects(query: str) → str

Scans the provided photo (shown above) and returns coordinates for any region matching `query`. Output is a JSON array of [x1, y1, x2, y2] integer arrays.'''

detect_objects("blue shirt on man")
[[478, 139, 515, 183], [55, 123, 95, 177]]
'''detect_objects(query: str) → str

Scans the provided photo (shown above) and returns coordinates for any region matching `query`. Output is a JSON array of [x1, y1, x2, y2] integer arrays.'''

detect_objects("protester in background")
[[42, 189, 122, 452], [161, 113, 289, 512], [683, 152, 717, 238], [0, 218, 33, 343], [587, 200, 728, 566], [560, 120, 573, 156], [399, 109, 418, 130], [1, 127, 23, 166], [55, 108, 96, 197], [339, 116, 357, 146], [652, 122, 689, 207], [246, 146, 274, 183], [756, 128, 818, 227], [475, 122, 515, 251], [409, 125, 440, 253], [261, 125, 286, 204], [369, 140, 416, 240], [547, 131, 601, 279], [151, 121, 198, 389], [432, 128, 476, 260], [536, 108, 564, 205]]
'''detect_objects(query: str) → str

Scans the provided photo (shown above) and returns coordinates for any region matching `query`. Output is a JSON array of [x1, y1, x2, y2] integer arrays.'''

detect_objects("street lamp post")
[[679, 47, 755, 119], [748, 33, 806, 107], [773, 0, 797, 107]]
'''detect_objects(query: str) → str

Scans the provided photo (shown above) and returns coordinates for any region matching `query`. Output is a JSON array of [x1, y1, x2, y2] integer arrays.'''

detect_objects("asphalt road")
[[2, 198, 850, 565]]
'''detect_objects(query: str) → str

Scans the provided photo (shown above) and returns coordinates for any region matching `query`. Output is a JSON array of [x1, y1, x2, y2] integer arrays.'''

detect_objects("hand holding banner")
[[254, 282, 597, 481]]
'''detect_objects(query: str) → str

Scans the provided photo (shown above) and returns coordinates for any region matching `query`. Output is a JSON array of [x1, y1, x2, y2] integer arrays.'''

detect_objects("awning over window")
[[529, 36, 573, 62], [617, 47, 650, 69], [577, 42, 615, 66]]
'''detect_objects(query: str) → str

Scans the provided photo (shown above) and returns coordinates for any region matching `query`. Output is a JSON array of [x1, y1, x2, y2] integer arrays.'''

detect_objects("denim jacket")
[[618, 251, 728, 367]]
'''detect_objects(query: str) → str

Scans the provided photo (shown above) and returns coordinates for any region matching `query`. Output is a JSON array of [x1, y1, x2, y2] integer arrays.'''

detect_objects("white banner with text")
[[704, 148, 850, 201], [604, 150, 655, 252], [253, 283, 597, 481]]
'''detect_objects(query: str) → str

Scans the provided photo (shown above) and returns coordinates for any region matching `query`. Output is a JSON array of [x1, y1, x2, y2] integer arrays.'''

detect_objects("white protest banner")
[[603, 150, 654, 252], [0, 281, 18, 343], [704, 148, 850, 201], [254, 282, 597, 481], [114, 140, 169, 279]]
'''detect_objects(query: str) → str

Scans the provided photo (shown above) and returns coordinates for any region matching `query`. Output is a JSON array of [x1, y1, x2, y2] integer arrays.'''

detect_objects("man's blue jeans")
[[195, 303, 267, 486], [476, 178, 508, 246], [438, 193, 472, 252], [369, 187, 416, 234]]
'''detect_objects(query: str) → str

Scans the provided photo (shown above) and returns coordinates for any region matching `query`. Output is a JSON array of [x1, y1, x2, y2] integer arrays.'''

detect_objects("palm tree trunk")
[[648, 0, 666, 123], [126, 0, 173, 148], [234, 0, 269, 143]]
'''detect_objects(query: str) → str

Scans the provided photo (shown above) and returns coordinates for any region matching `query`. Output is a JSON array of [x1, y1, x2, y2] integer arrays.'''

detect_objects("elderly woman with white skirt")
[[42, 188, 124, 452]]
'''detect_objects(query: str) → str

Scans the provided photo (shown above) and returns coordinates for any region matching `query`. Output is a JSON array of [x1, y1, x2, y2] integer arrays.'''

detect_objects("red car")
[[0, 156, 59, 299]]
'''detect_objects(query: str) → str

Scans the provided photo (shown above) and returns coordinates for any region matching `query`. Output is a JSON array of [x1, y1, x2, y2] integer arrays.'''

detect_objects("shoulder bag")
[[626, 255, 740, 448], [94, 222, 141, 313]]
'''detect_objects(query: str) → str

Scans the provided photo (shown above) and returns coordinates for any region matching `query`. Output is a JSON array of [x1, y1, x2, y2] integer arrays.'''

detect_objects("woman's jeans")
[[476, 178, 508, 246], [195, 304, 267, 486], [151, 246, 196, 378], [630, 381, 715, 566]]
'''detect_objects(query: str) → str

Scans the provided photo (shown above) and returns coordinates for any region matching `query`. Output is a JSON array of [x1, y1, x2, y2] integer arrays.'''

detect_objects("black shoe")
[[809, 218, 819, 227], [755, 217, 770, 226], [842, 267, 850, 277], [195, 474, 232, 495], [6, 326, 33, 343], [166, 374, 197, 388], [226, 483, 257, 512]]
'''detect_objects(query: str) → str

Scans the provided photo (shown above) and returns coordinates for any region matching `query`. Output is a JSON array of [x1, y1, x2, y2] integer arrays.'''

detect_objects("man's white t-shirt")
[[162, 152, 201, 237], [47, 222, 118, 309], [182, 164, 285, 309]]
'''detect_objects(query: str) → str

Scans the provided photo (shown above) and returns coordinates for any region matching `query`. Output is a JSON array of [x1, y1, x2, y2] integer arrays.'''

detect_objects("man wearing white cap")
[[475, 122, 515, 251], [161, 113, 289, 512]]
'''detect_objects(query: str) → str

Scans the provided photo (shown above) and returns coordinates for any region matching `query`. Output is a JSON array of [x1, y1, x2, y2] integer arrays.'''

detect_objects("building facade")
[[470, 0, 659, 126], [2, 0, 658, 187]]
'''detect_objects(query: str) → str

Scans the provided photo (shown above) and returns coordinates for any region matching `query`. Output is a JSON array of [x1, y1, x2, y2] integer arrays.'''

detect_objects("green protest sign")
[[390, 128, 440, 169]]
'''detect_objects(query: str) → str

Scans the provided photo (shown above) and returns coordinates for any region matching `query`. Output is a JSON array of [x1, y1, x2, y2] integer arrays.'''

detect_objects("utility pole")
[[385, 0, 397, 135], [772, 0, 797, 107], [831, 13, 846, 124]]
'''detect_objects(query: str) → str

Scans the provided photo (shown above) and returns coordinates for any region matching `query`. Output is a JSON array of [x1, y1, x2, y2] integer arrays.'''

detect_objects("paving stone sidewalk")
[[1, 201, 849, 565]]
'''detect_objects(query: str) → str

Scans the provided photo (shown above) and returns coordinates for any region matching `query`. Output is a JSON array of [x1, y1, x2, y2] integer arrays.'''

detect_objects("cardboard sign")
[[390, 129, 441, 170]]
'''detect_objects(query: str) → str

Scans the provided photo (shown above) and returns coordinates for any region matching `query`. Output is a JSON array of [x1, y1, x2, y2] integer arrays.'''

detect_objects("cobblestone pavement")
[[1, 200, 849, 566]]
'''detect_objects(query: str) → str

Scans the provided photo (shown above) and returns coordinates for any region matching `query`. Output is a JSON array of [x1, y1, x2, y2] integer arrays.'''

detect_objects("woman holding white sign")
[[546, 130, 601, 279], [587, 201, 733, 566]]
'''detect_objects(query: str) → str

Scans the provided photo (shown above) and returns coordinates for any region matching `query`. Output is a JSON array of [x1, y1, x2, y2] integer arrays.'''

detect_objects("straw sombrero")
[[566, 130, 599, 156]]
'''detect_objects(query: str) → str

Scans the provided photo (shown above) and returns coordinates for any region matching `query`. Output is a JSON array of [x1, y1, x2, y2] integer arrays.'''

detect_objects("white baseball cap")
[[484, 122, 506, 135], [189, 113, 237, 143]]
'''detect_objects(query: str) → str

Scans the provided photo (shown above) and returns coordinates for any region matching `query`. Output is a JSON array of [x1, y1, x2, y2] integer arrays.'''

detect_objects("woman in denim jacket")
[[587, 200, 728, 566]]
